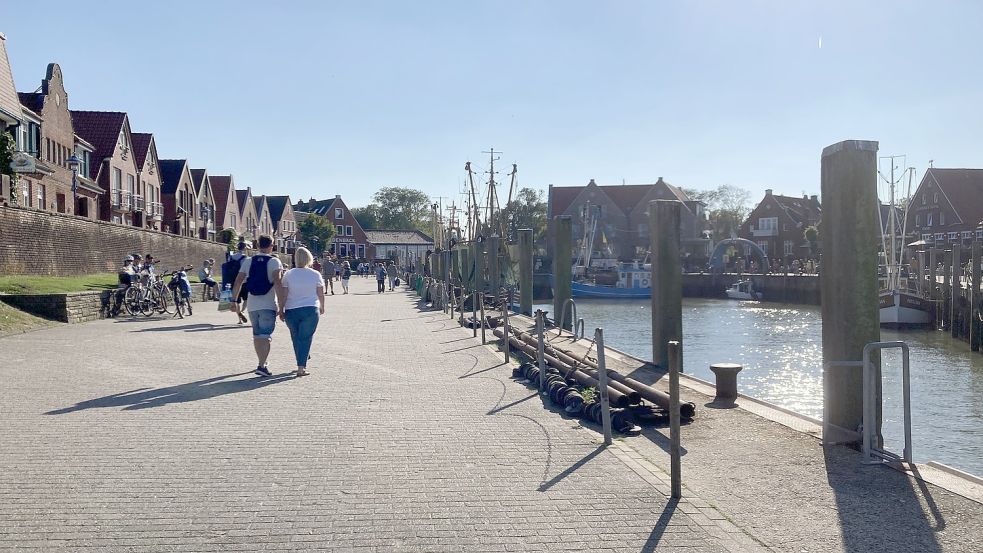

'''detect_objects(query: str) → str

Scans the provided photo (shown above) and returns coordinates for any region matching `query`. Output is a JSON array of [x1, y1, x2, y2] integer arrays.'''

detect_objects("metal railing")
[[132, 195, 145, 212], [110, 189, 133, 210], [862, 341, 912, 465]]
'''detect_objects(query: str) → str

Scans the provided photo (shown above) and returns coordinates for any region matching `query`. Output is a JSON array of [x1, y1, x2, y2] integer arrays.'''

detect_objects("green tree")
[[219, 227, 239, 252], [0, 132, 19, 205], [370, 187, 432, 232], [502, 187, 547, 243], [351, 205, 381, 230], [682, 184, 752, 241], [297, 214, 337, 255], [804, 225, 819, 255]]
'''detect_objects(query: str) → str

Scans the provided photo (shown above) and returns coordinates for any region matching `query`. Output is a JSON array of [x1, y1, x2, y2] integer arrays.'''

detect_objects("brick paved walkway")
[[0, 276, 761, 552]]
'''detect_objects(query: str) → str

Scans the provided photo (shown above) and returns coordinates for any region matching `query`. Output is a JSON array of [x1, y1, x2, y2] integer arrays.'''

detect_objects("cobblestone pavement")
[[0, 277, 763, 552]]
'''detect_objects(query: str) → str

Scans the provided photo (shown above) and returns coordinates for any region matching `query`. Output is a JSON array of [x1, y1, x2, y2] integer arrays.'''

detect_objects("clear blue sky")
[[6, 1, 983, 210]]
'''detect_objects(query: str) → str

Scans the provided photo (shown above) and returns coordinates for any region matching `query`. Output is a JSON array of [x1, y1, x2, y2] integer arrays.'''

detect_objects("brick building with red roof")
[[70, 110, 141, 226], [130, 132, 163, 230], [906, 168, 983, 246]]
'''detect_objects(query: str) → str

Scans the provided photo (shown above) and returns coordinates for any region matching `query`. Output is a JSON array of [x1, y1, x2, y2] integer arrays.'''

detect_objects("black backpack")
[[221, 257, 242, 286], [246, 255, 275, 295]]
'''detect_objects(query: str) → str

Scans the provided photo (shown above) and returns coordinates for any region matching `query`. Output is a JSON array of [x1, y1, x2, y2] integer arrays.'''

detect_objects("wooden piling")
[[553, 216, 573, 331], [971, 242, 981, 351], [488, 236, 501, 300], [819, 140, 880, 442], [518, 229, 533, 316], [951, 247, 961, 336], [651, 200, 683, 370], [929, 249, 939, 326]]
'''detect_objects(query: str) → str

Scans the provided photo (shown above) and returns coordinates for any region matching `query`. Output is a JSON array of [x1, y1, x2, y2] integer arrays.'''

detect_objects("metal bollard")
[[479, 294, 486, 344], [668, 340, 682, 499], [502, 306, 511, 364], [595, 328, 613, 446], [536, 310, 546, 393], [709, 363, 743, 404]]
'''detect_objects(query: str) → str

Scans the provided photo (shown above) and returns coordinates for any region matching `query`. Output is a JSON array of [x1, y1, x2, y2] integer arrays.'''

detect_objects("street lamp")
[[67, 154, 80, 214], [311, 236, 320, 256]]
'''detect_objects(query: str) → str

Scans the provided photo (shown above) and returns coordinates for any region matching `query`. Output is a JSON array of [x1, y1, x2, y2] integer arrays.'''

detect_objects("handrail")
[[558, 298, 578, 339]]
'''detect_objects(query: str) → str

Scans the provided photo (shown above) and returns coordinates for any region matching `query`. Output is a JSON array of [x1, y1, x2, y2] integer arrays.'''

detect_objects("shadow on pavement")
[[131, 323, 246, 333], [823, 446, 943, 552], [45, 372, 294, 413], [537, 445, 605, 492], [641, 497, 679, 552]]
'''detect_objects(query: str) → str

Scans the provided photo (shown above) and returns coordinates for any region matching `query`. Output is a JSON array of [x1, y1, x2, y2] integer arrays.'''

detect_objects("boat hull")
[[879, 290, 933, 326], [571, 281, 651, 298]]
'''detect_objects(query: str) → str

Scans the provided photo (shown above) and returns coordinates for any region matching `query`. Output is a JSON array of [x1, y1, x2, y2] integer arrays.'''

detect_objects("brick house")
[[209, 175, 239, 235], [15, 63, 103, 217], [253, 195, 273, 237], [236, 187, 259, 239], [547, 178, 708, 262], [159, 159, 198, 237], [265, 195, 297, 253], [294, 195, 372, 259], [190, 169, 216, 241], [71, 111, 143, 226], [0, 32, 24, 204], [365, 229, 433, 268], [905, 168, 983, 247], [738, 189, 821, 263], [130, 133, 163, 230]]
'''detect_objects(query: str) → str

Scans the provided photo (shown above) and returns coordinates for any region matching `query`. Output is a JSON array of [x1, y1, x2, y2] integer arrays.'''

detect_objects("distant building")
[[906, 168, 983, 247], [131, 133, 163, 230], [547, 178, 708, 262], [253, 194, 273, 237], [294, 195, 372, 259], [365, 229, 433, 267], [158, 159, 198, 237], [265, 195, 298, 253], [190, 169, 216, 240], [236, 187, 259, 239], [71, 111, 141, 226], [209, 175, 239, 234], [739, 189, 821, 263]]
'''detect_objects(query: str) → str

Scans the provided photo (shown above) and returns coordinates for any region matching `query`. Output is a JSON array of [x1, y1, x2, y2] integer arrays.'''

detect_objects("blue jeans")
[[284, 306, 319, 368]]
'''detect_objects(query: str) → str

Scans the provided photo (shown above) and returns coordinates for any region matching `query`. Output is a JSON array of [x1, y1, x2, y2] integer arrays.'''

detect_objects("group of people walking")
[[224, 237, 403, 378]]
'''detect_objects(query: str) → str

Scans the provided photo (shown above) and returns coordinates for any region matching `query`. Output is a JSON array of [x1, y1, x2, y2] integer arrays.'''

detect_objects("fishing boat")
[[571, 262, 652, 298], [725, 280, 762, 301], [878, 157, 933, 326]]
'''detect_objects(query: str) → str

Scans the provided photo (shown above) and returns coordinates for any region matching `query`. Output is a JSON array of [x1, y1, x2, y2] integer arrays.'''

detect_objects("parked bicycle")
[[165, 265, 194, 318], [123, 267, 170, 317]]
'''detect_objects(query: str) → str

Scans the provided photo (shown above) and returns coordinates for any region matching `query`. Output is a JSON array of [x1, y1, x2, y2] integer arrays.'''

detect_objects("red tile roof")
[[159, 159, 189, 194], [236, 189, 252, 217], [70, 111, 126, 179], [17, 92, 44, 114], [131, 133, 153, 169], [189, 168, 208, 195], [265, 195, 292, 227], [209, 175, 234, 224]]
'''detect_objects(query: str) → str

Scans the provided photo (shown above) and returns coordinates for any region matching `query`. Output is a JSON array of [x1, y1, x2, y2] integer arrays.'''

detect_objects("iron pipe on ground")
[[507, 326, 696, 419]]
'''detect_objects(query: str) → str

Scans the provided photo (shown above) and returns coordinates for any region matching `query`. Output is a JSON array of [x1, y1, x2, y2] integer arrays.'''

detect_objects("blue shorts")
[[250, 309, 277, 339]]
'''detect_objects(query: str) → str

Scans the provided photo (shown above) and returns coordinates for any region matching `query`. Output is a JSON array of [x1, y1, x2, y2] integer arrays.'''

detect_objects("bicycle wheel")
[[154, 286, 171, 314], [185, 297, 193, 316], [140, 292, 155, 317], [124, 287, 142, 317], [172, 291, 185, 318]]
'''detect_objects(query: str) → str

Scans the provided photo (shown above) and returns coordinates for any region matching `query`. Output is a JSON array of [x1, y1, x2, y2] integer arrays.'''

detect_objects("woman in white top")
[[277, 247, 325, 377]]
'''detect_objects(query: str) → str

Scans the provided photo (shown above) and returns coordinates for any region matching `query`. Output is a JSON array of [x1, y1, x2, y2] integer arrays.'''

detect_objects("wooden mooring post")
[[951, 247, 961, 336], [518, 228, 533, 316], [820, 140, 881, 443], [650, 200, 683, 370], [553, 216, 572, 331], [971, 242, 981, 351]]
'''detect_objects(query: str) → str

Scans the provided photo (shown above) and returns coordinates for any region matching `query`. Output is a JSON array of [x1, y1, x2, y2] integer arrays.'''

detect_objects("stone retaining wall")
[[0, 283, 212, 323], [682, 273, 821, 304]]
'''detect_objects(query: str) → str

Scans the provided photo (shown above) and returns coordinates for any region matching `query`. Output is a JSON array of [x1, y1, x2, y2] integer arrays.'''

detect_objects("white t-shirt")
[[282, 267, 325, 311], [239, 254, 283, 312]]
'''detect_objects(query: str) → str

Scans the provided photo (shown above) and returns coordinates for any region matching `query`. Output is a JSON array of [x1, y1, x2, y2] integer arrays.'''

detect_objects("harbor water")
[[535, 297, 983, 477]]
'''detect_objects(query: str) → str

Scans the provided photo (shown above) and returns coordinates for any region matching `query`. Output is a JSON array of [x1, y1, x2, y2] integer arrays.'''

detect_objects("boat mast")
[[465, 161, 480, 241], [889, 160, 897, 289]]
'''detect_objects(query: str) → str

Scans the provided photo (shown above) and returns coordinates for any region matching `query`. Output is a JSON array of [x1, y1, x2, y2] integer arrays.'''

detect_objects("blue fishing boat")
[[566, 262, 652, 298]]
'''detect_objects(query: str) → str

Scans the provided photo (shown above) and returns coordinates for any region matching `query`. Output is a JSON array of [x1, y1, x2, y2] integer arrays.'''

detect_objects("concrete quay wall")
[[684, 273, 821, 304]]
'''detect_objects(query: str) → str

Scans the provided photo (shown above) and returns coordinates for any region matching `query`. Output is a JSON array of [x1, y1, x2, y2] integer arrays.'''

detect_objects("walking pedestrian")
[[341, 261, 352, 294], [322, 256, 336, 295], [223, 242, 249, 324], [278, 247, 324, 377], [232, 235, 284, 377], [375, 263, 386, 293], [386, 260, 397, 291]]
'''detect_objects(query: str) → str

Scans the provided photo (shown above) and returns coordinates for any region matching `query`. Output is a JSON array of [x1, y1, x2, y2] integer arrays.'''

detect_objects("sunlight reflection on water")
[[534, 297, 983, 476]]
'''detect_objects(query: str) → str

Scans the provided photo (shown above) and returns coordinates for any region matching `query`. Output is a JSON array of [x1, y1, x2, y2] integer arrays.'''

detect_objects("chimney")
[[765, 189, 773, 196], [810, 194, 818, 203], [335, 194, 341, 199], [588, 179, 596, 186]]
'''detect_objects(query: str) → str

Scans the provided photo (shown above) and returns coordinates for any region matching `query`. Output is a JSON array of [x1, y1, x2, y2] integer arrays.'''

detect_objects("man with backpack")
[[222, 242, 249, 324], [231, 235, 284, 377]]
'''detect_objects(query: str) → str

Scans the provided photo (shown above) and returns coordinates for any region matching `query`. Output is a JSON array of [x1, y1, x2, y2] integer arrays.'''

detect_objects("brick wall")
[[1, 283, 211, 323], [0, 205, 228, 276]]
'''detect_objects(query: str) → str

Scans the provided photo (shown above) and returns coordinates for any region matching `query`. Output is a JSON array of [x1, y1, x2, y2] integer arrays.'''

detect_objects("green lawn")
[[0, 274, 120, 294], [0, 301, 60, 334]]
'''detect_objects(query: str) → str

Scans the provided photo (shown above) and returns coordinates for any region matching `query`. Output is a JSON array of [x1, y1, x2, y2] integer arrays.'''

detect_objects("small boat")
[[725, 280, 762, 301], [879, 290, 932, 326], [568, 262, 652, 298]]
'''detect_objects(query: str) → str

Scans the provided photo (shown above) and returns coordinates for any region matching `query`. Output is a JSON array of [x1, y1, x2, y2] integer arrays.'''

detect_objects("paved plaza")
[[4, 275, 983, 552], [1, 276, 762, 552]]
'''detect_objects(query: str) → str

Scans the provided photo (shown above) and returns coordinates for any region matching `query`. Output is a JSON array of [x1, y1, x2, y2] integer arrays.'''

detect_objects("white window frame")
[[948, 232, 958, 240], [784, 240, 793, 255], [336, 225, 344, 234], [335, 207, 343, 219], [346, 225, 353, 236], [935, 233, 944, 241], [758, 217, 778, 231], [756, 241, 769, 255], [927, 213, 933, 227]]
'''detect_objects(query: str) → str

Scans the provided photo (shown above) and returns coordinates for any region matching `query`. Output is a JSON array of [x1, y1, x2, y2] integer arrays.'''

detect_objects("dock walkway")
[[1, 275, 981, 551]]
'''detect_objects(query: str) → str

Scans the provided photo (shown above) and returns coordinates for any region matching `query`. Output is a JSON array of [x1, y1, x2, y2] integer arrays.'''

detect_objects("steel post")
[[668, 340, 682, 499]]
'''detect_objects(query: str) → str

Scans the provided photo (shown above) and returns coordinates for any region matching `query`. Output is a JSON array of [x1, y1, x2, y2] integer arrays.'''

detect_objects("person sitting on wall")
[[199, 258, 218, 300]]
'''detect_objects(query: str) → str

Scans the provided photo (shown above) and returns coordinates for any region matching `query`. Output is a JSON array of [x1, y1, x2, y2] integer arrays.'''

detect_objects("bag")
[[246, 255, 275, 296], [218, 287, 233, 311], [394, 277, 400, 286], [221, 257, 241, 286]]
